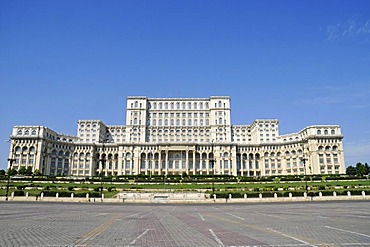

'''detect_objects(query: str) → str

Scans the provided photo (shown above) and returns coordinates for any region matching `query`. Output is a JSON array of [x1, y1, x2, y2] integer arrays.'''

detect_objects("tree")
[[347, 162, 370, 176], [356, 162, 366, 176], [33, 169, 42, 176], [0, 169, 5, 176], [346, 165, 357, 176], [7, 168, 17, 176], [18, 166, 27, 175], [25, 166, 33, 176], [365, 163, 370, 175]]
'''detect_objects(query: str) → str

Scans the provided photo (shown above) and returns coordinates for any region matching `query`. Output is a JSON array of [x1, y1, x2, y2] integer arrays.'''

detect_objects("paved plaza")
[[0, 201, 369, 246]]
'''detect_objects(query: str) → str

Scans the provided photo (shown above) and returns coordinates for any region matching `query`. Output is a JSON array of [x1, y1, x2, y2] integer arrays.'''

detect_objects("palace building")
[[8, 96, 346, 177]]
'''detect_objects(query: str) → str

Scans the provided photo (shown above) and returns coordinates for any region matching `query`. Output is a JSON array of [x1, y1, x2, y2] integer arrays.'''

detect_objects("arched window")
[[182, 119, 186, 125], [165, 119, 168, 126], [153, 119, 157, 126], [159, 119, 162, 126], [170, 102, 174, 109], [318, 146, 323, 151], [134, 118, 138, 125], [193, 102, 197, 109], [200, 102, 203, 109], [331, 129, 335, 135], [182, 102, 186, 109], [332, 146, 338, 151], [58, 151, 64, 156], [205, 102, 209, 109], [25, 130, 29, 135], [165, 102, 168, 109], [31, 130, 36, 135], [159, 102, 163, 109], [153, 102, 157, 109], [324, 130, 328, 135], [29, 146, 35, 152], [134, 101, 138, 107], [219, 117, 222, 125], [317, 130, 321, 135], [224, 152, 229, 158], [17, 129, 22, 135], [176, 102, 180, 109], [188, 102, 191, 109]]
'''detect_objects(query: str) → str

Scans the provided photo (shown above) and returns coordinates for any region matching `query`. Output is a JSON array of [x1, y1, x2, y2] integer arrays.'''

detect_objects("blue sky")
[[1, 0, 370, 170]]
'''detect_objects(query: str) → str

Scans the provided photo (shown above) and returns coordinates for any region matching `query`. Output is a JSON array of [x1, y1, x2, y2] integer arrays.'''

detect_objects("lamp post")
[[210, 140, 215, 195], [6, 158, 15, 201], [99, 156, 106, 202], [301, 157, 308, 194], [301, 142, 309, 195]]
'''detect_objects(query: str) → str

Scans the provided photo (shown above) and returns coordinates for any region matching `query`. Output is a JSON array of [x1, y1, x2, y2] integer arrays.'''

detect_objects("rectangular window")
[[326, 154, 331, 164], [319, 154, 324, 164], [333, 154, 338, 164], [265, 159, 269, 169], [287, 158, 291, 168], [224, 160, 229, 169], [29, 155, 34, 164]]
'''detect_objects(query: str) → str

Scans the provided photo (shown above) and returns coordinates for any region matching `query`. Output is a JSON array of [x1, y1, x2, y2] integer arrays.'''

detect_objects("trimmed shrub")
[[13, 190, 25, 196]]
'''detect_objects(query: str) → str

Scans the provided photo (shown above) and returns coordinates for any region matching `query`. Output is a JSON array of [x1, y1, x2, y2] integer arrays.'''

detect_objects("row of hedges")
[[214, 190, 370, 198], [40, 191, 101, 197]]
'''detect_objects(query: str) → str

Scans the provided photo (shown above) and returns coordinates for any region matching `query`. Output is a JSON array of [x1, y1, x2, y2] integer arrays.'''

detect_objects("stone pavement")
[[0, 201, 369, 246]]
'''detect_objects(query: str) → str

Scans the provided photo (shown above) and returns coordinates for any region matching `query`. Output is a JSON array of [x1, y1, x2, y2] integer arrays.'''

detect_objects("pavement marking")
[[325, 226, 370, 239], [208, 213, 323, 246], [159, 215, 168, 221], [341, 243, 370, 246], [258, 212, 286, 219], [267, 228, 318, 247], [129, 229, 153, 245], [226, 212, 245, 220], [212, 206, 221, 211], [348, 214, 370, 219], [171, 206, 177, 211], [209, 229, 224, 246], [75, 215, 119, 246], [198, 213, 205, 221]]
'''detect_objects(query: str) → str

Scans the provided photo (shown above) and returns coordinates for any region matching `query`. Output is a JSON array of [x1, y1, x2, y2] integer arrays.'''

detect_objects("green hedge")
[[40, 191, 101, 198], [214, 190, 370, 198]]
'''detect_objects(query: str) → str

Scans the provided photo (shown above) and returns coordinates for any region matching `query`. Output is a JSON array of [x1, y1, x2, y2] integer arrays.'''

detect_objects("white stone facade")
[[8, 96, 346, 177]]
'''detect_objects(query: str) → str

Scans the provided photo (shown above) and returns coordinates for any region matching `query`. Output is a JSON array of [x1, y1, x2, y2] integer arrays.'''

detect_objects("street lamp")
[[210, 140, 215, 195], [99, 156, 106, 202], [300, 142, 310, 195], [301, 157, 308, 194], [163, 174, 166, 191], [6, 158, 15, 201]]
